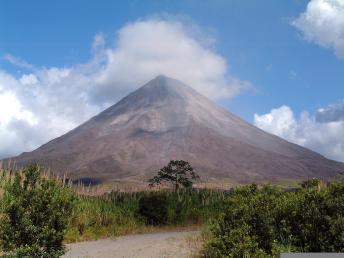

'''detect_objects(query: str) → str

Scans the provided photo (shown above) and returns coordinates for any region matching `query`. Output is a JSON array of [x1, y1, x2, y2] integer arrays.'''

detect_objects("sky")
[[0, 0, 343, 161]]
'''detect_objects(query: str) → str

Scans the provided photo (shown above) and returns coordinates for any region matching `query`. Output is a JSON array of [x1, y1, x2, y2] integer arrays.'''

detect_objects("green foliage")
[[138, 194, 168, 225], [149, 160, 200, 191], [5, 163, 342, 258], [65, 188, 227, 241], [300, 178, 321, 189], [65, 195, 141, 242], [0, 164, 74, 257], [204, 223, 266, 258], [203, 179, 344, 257]]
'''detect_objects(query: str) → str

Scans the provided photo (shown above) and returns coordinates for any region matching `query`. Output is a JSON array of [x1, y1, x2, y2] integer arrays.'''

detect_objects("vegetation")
[[148, 160, 200, 191], [0, 164, 74, 257], [202, 179, 344, 257], [138, 193, 168, 225], [66, 188, 227, 242], [1, 163, 344, 257], [0, 165, 225, 249]]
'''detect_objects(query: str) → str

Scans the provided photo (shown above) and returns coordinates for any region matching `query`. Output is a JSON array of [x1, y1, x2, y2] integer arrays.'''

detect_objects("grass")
[[0, 164, 310, 245], [3, 164, 343, 257], [0, 166, 229, 245], [64, 188, 227, 242], [8, 164, 342, 256]]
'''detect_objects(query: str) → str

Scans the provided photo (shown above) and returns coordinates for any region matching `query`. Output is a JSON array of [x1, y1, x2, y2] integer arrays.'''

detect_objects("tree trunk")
[[175, 182, 179, 192], [175, 174, 179, 192]]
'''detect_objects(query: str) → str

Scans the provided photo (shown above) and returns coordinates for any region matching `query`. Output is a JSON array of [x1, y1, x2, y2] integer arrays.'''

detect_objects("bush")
[[138, 193, 169, 225], [0, 164, 74, 257], [203, 180, 344, 257]]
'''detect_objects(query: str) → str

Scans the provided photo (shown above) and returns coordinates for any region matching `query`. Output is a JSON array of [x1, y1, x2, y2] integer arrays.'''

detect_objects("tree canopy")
[[148, 160, 199, 191]]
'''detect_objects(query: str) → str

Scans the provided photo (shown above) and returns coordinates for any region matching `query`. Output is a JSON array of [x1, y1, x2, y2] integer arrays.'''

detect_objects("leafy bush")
[[138, 193, 169, 225], [203, 179, 344, 257], [0, 164, 74, 257]]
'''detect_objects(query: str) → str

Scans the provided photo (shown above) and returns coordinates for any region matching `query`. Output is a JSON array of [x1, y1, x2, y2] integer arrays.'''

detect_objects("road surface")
[[63, 230, 200, 258]]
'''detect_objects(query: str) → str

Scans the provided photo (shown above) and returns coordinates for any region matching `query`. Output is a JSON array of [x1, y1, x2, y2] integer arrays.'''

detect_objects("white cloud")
[[254, 106, 298, 142], [0, 17, 250, 158], [0, 91, 36, 125], [19, 74, 38, 85], [3, 54, 36, 70], [292, 0, 344, 58], [90, 18, 251, 104], [0, 69, 98, 159], [316, 101, 344, 122], [0, 89, 39, 158], [254, 104, 344, 162]]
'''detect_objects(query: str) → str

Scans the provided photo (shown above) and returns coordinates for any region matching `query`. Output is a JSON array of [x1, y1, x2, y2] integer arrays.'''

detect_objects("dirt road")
[[63, 230, 200, 258]]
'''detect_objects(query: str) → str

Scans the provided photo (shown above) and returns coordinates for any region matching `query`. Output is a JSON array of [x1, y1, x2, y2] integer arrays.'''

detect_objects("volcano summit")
[[9, 75, 344, 184]]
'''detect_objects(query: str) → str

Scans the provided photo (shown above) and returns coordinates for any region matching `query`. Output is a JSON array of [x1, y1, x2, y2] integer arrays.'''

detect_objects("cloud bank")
[[292, 0, 344, 58], [254, 103, 344, 162], [0, 17, 250, 159]]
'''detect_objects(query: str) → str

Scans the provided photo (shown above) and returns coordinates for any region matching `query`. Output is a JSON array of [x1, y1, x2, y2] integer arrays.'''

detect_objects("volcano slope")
[[8, 75, 344, 184]]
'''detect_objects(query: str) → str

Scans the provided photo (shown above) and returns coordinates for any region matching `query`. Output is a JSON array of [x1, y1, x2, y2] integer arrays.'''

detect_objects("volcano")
[[9, 75, 344, 184]]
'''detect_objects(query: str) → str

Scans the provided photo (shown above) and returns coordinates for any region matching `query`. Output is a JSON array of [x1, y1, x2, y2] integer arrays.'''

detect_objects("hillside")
[[8, 75, 344, 184]]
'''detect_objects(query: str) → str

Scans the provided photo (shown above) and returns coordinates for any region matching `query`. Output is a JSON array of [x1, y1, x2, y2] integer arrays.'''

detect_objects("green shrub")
[[204, 223, 267, 258], [138, 193, 169, 225], [0, 164, 74, 257], [203, 180, 344, 257]]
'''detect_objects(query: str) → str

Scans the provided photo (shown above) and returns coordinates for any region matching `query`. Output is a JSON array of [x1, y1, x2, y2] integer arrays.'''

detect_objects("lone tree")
[[148, 160, 199, 191]]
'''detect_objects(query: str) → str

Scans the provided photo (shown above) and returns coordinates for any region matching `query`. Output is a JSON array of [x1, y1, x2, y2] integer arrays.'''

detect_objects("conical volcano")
[[10, 75, 344, 184]]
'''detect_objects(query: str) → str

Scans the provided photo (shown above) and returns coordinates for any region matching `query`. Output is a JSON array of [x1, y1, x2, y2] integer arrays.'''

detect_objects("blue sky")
[[0, 0, 344, 161], [1, 0, 343, 119]]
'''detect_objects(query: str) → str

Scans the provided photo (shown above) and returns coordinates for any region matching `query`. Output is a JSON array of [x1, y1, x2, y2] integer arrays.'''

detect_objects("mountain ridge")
[[7, 75, 344, 184]]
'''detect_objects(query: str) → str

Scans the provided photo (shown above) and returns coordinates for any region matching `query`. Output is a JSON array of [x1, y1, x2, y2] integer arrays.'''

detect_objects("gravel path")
[[63, 231, 200, 258]]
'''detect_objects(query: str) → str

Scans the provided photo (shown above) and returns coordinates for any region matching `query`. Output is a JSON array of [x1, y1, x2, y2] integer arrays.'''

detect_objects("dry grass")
[[185, 230, 206, 258]]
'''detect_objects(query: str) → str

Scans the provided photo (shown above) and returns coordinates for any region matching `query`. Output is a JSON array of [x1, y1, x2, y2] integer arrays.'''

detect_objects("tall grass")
[[1, 164, 228, 243], [65, 188, 227, 242], [0, 166, 246, 255]]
